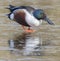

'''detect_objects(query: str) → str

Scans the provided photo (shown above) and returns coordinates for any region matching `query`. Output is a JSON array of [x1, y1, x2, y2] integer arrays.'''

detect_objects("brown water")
[[0, 0, 60, 61]]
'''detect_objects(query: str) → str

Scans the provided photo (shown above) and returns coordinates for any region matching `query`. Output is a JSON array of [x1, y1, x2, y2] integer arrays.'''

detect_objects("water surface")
[[0, 0, 60, 61]]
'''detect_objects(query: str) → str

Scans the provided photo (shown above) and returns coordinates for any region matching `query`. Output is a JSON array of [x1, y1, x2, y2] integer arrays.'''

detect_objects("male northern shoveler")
[[6, 5, 54, 33]]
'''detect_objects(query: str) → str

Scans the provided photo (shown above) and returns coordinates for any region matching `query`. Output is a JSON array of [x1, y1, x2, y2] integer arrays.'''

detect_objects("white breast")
[[23, 9, 41, 27]]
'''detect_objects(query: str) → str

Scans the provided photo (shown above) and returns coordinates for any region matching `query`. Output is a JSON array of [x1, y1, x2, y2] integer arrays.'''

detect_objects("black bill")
[[44, 17, 54, 25]]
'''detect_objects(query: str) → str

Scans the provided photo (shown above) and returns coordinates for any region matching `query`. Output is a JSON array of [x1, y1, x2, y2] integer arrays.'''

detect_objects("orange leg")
[[22, 25, 35, 33]]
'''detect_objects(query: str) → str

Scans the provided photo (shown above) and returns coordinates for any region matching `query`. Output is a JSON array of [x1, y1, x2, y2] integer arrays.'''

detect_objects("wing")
[[8, 5, 35, 14], [21, 6, 35, 14]]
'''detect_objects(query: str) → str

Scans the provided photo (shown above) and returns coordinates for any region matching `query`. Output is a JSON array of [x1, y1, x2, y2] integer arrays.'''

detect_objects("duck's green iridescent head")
[[33, 9, 54, 25], [33, 9, 45, 20]]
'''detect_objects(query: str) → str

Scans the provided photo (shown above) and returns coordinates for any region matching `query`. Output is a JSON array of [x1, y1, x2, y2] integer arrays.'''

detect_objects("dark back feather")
[[7, 5, 35, 14]]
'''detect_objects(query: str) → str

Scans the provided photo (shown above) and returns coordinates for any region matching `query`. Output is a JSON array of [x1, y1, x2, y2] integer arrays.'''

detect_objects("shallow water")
[[0, 0, 60, 61]]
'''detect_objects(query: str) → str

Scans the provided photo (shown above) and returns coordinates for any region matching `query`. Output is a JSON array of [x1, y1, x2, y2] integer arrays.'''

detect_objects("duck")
[[6, 5, 54, 33]]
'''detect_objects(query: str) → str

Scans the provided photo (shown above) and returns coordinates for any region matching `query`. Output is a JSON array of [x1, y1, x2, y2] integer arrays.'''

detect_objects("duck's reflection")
[[8, 32, 42, 56]]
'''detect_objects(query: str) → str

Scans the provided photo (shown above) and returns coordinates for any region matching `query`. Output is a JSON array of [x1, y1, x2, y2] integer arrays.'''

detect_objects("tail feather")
[[6, 13, 11, 19], [9, 5, 15, 8], [6, 5, 16, 12]]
